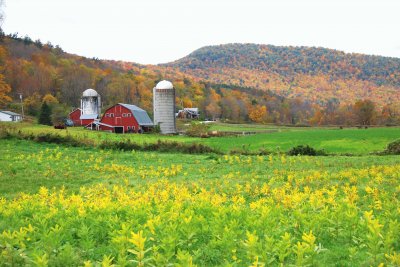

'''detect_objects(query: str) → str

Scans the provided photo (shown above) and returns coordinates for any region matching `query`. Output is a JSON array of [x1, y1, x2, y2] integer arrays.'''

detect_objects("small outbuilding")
[[0, 111, 22, 122], [90, 103, 153, 133], [176, 108, 200, 119], [68, 108, 82, 125], [68, 108, 99, 126]]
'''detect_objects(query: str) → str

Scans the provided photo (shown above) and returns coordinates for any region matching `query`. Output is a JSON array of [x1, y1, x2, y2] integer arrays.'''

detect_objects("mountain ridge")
[[164, 43, 400, 106]]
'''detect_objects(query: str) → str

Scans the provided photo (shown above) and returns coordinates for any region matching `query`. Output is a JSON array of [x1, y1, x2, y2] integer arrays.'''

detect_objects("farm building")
[[90, 103, 153, 133], [69, 108, 82, 125], [0, 111, 22, 122], [176, 108, 200, 119], [68, 89, 101, 126], [68, 108, 99, 126]]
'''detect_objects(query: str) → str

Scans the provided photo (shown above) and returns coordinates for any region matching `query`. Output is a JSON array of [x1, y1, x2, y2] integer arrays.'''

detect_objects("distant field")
[[6, 122, 399, 154], [202, 126, 400, 154]]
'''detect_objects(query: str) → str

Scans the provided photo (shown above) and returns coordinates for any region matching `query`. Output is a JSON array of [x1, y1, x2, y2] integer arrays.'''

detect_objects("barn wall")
[[100, 105, 140, 133], [69, 109, 82, 126], [81, 119, 95, 126]]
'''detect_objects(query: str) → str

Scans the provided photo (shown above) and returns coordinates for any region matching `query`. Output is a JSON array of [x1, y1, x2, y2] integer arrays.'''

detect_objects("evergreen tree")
[[38, 102, 52, 125]]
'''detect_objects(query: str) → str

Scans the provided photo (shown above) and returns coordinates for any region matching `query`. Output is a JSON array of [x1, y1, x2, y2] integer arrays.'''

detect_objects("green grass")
[[3, 122, 400, 155], [0, 138, 399, 198], [0, 138, 399, 265], [201, 127, 400, 154]]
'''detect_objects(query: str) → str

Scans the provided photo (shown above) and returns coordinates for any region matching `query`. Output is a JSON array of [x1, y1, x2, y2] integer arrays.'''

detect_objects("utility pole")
[[18, 93, 24, 120]]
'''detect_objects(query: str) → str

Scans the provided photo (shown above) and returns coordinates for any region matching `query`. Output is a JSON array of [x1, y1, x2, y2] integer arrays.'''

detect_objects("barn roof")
[[0, 111, 21, 116], [119, 103, 153, 126], [80, 114, 98, 120]]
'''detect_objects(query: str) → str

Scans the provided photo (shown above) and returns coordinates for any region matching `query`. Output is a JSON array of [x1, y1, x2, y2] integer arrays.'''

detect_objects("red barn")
[[68, 108, 98, 126], [91, 103, 153, 133], [68, 108, 82, 126]]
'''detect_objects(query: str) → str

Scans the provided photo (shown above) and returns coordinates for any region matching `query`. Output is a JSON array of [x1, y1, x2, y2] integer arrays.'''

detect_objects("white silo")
[[153, 80, 176, 134], [81, 88, 101, 117]]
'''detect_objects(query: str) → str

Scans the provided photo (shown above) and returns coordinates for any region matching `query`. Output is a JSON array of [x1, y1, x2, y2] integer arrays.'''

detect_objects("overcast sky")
[[2, 0, 400, 64]]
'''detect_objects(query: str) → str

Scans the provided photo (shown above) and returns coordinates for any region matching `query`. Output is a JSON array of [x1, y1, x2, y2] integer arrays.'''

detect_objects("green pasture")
[[5, 122, 399, 154], [203, 127, 400, 154], [0, 138, 399, 198], [0, 138, 399, 265]]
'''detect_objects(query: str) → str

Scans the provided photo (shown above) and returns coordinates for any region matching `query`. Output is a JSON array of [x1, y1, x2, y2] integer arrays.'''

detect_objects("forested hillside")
[[0, 35, 399, 125], [166, 43, 400, 108], [0, 35, 206, 116]]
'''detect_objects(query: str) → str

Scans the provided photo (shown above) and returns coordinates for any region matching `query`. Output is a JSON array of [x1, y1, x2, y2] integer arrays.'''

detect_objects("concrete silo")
[[81, 88, 101, 119], [153, 80, 176, 134]]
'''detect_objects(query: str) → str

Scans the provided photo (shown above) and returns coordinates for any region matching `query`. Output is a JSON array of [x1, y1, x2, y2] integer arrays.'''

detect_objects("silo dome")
[[82, 88, 99, 97], [155, 80, 174, 90]]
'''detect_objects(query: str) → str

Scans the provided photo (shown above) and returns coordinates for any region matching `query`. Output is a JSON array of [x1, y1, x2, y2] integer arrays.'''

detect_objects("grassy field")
[[7, 122, 400, 154], [0, 123, 399, 266], [0, 137, 400, 266]]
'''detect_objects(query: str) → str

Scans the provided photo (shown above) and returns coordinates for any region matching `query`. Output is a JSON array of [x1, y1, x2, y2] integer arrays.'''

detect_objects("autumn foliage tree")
[[0, 73, 11, 107], [205, 89, 221, 120], [0, 45, 11, 107], [249, 105, 268, 123], [42, 94, 59, 104], [353, 99, 376, 125]]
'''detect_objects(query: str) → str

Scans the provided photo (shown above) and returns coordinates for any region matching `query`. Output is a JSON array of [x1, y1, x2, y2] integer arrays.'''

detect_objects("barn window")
[[127, 113, 131, 117], [109, 113, 114, 117]]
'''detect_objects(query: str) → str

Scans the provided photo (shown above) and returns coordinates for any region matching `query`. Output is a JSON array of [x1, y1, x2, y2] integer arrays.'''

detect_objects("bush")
[[186, 122, 211, 137], [99, 139, 221, 154], [386, 139, 400, 155], [35, 133, 83, 146], [287, 145, 323, 156]]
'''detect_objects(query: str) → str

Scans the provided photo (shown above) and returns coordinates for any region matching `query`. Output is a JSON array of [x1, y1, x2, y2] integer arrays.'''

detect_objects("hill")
[[1, 36, 399, 125], [165, 43, 400, 107]]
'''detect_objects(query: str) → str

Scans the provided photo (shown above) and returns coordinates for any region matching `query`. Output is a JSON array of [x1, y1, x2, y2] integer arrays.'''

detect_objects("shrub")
[[186, 122, 211, 137], [99, 139, 221, 154], [152, 124, 161, 134], [287, 145, 321, 156], [34, 133, 84, 147], [386, 140, 400, 155]]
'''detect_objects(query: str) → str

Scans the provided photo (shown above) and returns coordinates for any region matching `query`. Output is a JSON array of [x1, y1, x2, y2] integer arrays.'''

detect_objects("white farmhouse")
[[0, 111, 23, 122]]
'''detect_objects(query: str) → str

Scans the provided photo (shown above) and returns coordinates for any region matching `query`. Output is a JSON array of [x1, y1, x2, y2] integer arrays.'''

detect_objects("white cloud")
[[3, 0, 400, 64]]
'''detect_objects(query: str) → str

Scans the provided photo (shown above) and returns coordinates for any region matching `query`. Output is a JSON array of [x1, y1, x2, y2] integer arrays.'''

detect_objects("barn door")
[[116, 117, 121, 125]]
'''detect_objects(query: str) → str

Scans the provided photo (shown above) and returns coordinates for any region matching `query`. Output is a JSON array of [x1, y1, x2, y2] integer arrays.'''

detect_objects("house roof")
[[118, 103, 153, 126], [80, 114, 98, 120], [0, 111, 21, 116], [178, 108, 199, 115], [184, 108, 199, 112]]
